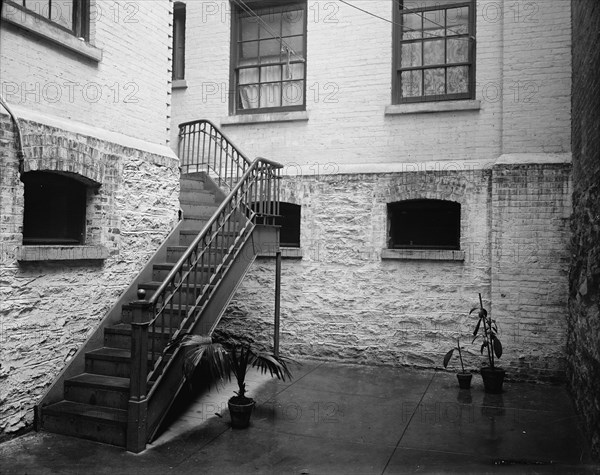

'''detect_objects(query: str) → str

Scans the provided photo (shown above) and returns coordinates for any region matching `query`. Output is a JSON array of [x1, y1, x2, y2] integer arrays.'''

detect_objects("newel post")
[[127, 289, 151, 453]]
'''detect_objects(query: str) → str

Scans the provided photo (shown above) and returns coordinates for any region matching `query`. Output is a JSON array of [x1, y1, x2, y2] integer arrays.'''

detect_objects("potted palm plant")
[[181, 335, 293, 428], [471, 293, 505, 393], [443, 337, 472, 389]]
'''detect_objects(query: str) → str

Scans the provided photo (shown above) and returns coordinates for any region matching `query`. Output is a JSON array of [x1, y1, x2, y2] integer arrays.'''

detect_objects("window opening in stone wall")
[[173, 2, 186, 80], [6, 0, 91, 40], [22, 171, 87, 245], [388, 199, 460, 249], [251, 201, 301, 247], [393, 0, 475, 103]]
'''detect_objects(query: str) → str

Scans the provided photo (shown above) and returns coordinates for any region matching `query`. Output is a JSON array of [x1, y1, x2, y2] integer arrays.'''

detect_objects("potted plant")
[[181, 335, 293, 429], [471, 293, 505, 393], [443, 337, 472, 389]]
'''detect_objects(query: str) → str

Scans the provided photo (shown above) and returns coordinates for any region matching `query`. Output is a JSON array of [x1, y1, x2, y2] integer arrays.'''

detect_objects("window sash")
[[232, 2, 307, 114], [6, 0, 89, 39], [394, 0, 474, 103], [173, 3, 186, 80]]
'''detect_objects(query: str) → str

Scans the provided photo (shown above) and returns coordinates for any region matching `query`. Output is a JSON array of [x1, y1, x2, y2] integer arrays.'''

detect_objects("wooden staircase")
[[35, 120, 282, 452]]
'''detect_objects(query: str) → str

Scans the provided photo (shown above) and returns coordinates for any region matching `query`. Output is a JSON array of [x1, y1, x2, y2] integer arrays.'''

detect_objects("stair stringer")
[[145, 224, 280, 443], [34, 219, 185, 428]]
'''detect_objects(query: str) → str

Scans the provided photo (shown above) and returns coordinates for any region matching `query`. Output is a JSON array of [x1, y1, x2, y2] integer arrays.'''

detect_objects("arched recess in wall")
[[387, 199, 460, 250], [20, 171, 98, 245]]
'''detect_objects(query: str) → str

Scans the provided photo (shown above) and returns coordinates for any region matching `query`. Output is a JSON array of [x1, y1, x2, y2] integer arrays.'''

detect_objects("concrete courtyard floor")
[[1, 360, 599, 474]]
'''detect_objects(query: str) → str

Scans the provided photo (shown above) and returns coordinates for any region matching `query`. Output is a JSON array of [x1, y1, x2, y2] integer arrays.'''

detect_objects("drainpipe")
[[0, 96, 25, 174], [0, 0, 25, 173]]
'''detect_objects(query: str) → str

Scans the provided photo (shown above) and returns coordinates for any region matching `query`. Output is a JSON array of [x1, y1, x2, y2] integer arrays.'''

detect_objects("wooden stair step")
[[64, 373, 130, 409], [85, 347, 155, 378], [42, 401, 127, 447]]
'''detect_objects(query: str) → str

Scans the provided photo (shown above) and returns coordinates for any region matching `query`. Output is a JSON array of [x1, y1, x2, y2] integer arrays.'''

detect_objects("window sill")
[[17, 245, 109, 262], [385, 100, 481, 116], [1, 4, 102, 62], [221, 111, 308, 126], [381, 249, 465, 261], [257, 247, 303, 259], [172, 79, 188, 89]]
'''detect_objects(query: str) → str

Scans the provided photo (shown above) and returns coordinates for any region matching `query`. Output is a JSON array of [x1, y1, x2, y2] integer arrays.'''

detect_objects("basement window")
[[388, 199, 460, 250], [22, 171, 87, 245]]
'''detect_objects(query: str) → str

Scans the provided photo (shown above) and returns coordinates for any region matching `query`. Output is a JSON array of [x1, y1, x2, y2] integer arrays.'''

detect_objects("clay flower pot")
[[456, 372, 472, 389]]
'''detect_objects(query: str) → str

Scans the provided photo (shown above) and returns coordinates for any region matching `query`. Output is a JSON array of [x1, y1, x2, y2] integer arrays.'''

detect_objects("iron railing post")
[[274, 250, 282, 358], [127, 291, 150, 453]]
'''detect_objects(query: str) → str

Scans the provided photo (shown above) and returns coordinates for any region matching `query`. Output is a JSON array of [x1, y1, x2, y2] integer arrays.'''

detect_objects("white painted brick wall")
[[0, 0, 173, 145]]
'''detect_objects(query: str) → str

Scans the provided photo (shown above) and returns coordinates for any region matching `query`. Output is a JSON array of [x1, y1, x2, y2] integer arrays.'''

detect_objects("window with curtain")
[[231, 1, 307, 114], [5, 0, 90, 40], [393, 0, 475, 103]]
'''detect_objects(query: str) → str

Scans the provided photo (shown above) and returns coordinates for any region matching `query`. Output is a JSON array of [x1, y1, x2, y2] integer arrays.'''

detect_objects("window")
[[388, 199, 460, 249], [172, 2, 186, 81], [22, 172, 87, 245], [393, 0, 475, 103], [6, 0, 90, 40], [251, 201, 301, 247], [231, 0, 307, 114]]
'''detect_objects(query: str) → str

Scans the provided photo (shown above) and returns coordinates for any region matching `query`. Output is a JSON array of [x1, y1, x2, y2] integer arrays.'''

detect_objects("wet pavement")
[[1, 360, 599, 474]]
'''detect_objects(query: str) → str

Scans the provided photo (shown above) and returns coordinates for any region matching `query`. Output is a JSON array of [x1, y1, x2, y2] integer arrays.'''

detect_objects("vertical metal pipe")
[[274, 250, 281, 358]]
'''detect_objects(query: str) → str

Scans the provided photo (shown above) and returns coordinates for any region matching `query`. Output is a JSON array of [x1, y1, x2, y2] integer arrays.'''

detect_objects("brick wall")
[[0, 0, 173, 145], [0, 113, 180, 438], [171, 0, 570, 164], [569, 0, 600, 460]]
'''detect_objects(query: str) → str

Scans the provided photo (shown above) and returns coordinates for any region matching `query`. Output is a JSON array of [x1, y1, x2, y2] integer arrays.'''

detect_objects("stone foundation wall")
[[0, 113, 179, 438], [569, 0, 600, 460], [218, 162, 571, 382]]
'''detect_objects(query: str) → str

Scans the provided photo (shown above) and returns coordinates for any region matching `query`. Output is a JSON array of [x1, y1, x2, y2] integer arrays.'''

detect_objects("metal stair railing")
[[126, 119, 282, 452]]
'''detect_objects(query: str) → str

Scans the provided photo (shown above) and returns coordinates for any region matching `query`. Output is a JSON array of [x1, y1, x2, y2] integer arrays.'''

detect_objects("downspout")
[[0, 0, 25, 173], [0, 96, 25, 174]]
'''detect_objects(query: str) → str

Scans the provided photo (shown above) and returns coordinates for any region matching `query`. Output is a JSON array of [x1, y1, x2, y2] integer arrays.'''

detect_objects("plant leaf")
[[480, 341, 488, 354], [469, 306, 479, 315], [492, 335, 503, 358], [473, 317, 481, 336], [443, 349, 455, 368]]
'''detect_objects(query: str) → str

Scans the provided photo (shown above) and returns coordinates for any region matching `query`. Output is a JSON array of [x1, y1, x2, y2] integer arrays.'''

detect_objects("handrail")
[[135, 119, 282, 387]]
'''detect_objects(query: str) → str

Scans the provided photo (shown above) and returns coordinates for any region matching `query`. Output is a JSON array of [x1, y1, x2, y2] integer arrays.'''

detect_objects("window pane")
[[424, 68, 445, 95], [283, 62, 305, 80], [423, 10, 445, 38], [26, 0, 50, 19], [402, 13, 421, 39], [261, 65, 281, 83], [259, 11, 281, 39], [241, 40, 259, 61], [239, 67, 259, 85], [238, 84, 259, 109], [282, 81, 304, 106], [446, 7, 469, 35], [401, 42, 422, 68], [282, 9, 304, 36], [241, 15, 259, 41], [447, 38, 468, 63], [401, 70, 422, 97], [284, 35, 304, 56], [53, 0, 73, 30], [260, 83, 281, 108], [259, 39, 281, 62], [447, 66, 469, 94], [423, 40, 444, 65]]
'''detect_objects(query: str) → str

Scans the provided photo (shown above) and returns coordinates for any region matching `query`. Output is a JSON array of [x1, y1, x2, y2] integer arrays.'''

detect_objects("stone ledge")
[[385, 100, 481, 115], [221, 111, 308, 126], [17, 245, 109, 261], [257, 247, 303, 259], [381, 249, 465, 261], [1, 3, 102, 62]]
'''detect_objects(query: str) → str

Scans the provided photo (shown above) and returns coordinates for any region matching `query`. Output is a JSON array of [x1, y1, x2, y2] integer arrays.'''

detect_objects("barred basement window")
[[388, 199, 460, 250], [231, 0, 307, 114], [172, 2, 186, 80], [22, 171, 87, 245], [393, 0, 475, 103], [6, 0, 90, 40]]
